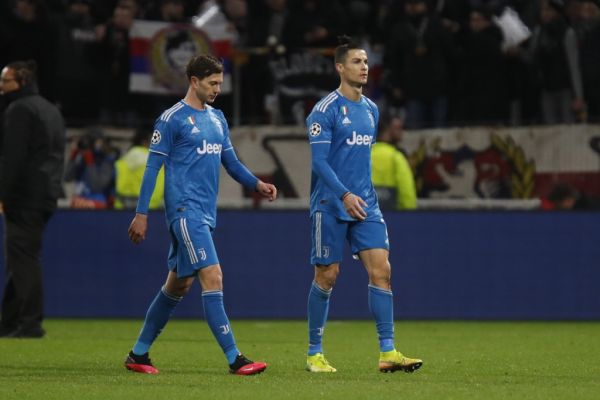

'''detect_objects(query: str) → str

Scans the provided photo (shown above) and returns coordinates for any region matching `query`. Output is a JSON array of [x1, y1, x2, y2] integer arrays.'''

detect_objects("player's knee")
[[163, 285, 190, 297], [315, 265, 339, 289], [200, 272, 223, 291], [197, 264, 224, 291], [370, 261, 391, 286], [165, 282, 192, 297], [204, 275, 223, 290]]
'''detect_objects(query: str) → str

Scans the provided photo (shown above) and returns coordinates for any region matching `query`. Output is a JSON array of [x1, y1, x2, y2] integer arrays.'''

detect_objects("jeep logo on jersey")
[[151, 130, 161, 145], [197, 140, 222, 155], [346, 131, 373, 146], [309, 122, 321, 137]]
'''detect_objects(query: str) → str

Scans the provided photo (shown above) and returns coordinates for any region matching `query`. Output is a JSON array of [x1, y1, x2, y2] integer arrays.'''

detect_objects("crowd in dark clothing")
[[1, 0, 599, 128]]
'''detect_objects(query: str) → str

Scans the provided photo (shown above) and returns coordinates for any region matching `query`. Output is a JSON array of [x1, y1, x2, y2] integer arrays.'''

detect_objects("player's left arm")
[[221, 148, 277, 201], [370, 99, 380, 144]]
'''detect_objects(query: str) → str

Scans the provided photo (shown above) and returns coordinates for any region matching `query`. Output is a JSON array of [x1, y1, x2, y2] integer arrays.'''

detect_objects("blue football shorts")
[[310, 211, 390, 266], [167, 217, 219, 278]]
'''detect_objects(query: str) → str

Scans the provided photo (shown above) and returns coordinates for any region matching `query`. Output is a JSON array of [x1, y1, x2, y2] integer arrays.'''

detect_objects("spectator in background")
[[115, 127, 164, 210], [0, 0, 60, 101], [158, 0, 187, 22], [118, 0, 142, 18], [540, 182, 578, 209], [55, 0, 103, 124], [385, 0, 455, 129], [98, 1, 136, 126], [244, 0, 289, 123], [65, 127, 118, 209], [246, 0, 288, 49], [221, 0, 249, 45], [282, 0, 347, 49], [343, 0, 380, 41], [433, 0, 470, 35], [527, 0, 586, 124], [457, 6, 510, 125], [371, 116, 417, 210], [578, 0, 600, 122], [541, 182, 600, 210], [0, 61, 65, 338]]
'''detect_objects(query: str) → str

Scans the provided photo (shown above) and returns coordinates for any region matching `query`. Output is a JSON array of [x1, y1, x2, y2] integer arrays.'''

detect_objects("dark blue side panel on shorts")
[[0, 210, 598, 319]]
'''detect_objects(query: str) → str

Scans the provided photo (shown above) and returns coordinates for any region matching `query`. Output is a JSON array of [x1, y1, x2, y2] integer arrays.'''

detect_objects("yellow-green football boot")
[[378, 350, 423, 373], [306, 353, 337, 372]]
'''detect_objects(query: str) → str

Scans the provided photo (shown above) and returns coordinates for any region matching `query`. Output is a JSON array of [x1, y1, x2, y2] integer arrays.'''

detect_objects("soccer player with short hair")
[[305, 36, 423, 373], [124, 54, 277, 375]]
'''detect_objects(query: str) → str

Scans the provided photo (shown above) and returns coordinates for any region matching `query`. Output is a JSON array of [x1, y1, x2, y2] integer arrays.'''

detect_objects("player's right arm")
[[307, 111, 367, 220], [128, 120, 173, 244], [128, 152, 166, 244]]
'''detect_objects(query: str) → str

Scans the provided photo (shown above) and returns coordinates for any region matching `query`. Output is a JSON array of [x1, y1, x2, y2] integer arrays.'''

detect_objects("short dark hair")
[[185, 54, 223, 80], [6, 60, 37, 86], [334, 35, 362, 64]]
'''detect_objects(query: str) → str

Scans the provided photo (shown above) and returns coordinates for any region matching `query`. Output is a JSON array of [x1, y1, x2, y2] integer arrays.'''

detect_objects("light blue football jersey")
[[306, 90, 383, 221], [149, 100, 233, 228]]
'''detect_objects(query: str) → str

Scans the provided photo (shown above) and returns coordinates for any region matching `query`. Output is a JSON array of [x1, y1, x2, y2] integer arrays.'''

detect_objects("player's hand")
[[343, 192, 367, 221], [256, 181, 278, 201], [0, 202, 3, 214], [128, 213, 148, 244]]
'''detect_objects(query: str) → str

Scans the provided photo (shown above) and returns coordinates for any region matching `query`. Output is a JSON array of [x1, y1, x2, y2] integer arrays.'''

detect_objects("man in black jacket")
[[0, 60, 65, 338]]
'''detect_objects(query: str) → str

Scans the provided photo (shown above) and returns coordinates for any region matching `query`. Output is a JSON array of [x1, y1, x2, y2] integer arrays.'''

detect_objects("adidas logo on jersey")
[[342, 116, 351, 125], [191, 126, 200, 134], [197, 140, 222, 155], [346, 131, 373, 146]]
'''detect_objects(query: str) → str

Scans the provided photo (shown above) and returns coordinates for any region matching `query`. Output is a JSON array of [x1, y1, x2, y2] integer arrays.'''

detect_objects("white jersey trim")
[[180, 218, 198, 264], [311, 141, 331, 144], [315, 92, 338, 112], [149, 149, 168, 156], [160, 102, 184, 122], [315, 212, 322, 258]]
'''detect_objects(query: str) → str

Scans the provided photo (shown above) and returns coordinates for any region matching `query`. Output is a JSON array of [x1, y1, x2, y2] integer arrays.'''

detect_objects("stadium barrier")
[[63, 124, 600, 210], [0, 210, 598, 320]]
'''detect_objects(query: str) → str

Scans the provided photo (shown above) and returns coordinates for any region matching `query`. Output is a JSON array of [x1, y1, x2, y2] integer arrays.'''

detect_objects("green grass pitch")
[[1, 320, 599, 400]]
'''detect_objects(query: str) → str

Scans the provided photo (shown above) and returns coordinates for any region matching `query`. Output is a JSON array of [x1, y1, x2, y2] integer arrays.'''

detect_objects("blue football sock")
[[132, 286, 182, 356], [307, 281, 332, 356], [202, 290, 239, 364], [368, 285, 395, 352]]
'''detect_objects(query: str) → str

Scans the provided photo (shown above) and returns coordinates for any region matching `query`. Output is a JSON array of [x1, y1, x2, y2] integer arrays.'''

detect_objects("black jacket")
[[0, 84, 65, 211]]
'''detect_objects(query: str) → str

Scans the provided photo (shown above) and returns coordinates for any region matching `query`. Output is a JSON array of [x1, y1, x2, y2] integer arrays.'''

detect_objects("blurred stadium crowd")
[[1, 0, 599, 128]]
